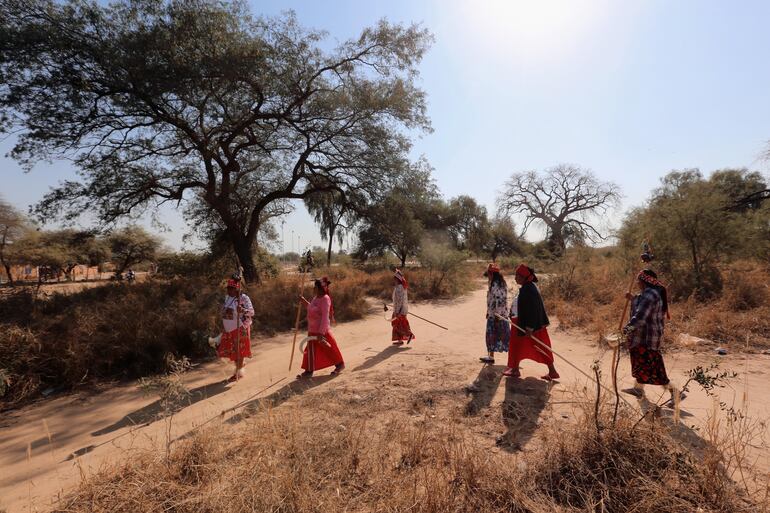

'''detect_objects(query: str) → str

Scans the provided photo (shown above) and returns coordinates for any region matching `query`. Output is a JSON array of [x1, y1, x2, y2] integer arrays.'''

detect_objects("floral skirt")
[[485, 317, 510, 353], [217, 326, 252, 361], [391, 315, 414, 342], [629, 345, 670, 385]]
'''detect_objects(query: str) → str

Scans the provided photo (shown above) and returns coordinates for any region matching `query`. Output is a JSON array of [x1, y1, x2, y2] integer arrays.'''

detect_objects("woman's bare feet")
[[502, 367, 521, 378]]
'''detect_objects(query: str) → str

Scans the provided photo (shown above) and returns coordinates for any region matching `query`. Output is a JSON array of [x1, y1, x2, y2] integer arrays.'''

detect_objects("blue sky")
[[3, 0, 769, 252]]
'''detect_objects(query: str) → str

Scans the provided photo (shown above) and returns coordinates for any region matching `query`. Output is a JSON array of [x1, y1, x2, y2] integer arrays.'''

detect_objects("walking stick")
[[232, 262, 243, 383], [498, 316, 635, 409], [288, 272, 305, 371], [383, 303, 449, 330], [611, 272, 637, 421]]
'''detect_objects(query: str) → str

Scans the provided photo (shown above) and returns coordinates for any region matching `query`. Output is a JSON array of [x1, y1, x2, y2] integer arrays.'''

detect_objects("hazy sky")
[[3, 0, 770, 252]]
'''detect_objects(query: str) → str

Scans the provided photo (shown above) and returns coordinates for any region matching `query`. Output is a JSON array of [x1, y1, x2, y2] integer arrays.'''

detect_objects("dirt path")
[[1, 288, 768, 512]]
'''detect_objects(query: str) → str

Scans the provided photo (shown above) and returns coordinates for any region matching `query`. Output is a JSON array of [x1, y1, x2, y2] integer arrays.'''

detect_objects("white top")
[[221, 293, 254, 333], [392, 283, 408, 316]]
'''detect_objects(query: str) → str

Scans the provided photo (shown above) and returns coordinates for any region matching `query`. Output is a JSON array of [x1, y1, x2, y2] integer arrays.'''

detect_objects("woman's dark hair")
[[489, 271, 507, 289], [640, 269, 668, 314], [313, 279, 324, 292]]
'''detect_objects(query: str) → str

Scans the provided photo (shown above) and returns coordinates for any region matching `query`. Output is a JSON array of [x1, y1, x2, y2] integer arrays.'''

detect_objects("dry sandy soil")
[[1, 287, 768, 512]]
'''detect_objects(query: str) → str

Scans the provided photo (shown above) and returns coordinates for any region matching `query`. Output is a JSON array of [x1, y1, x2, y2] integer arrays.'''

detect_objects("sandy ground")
[[1, 287, 769, 512]]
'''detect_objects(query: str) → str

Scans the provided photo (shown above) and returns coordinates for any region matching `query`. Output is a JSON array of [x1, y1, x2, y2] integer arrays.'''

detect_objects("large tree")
[[497, 164, 621, 256], [0, 0, 432, 282], [353, 160, 441, 267], [108, 226, 162, 277], [304, 188, 359, 267], [0, 197, 30, 285], [444, 195, 489, 253], [480, 217, 523, 262], [618, 169, 759, 298]]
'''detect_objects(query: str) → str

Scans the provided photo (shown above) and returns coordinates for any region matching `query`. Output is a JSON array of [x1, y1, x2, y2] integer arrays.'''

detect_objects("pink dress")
[[301, 295, 344, 371]]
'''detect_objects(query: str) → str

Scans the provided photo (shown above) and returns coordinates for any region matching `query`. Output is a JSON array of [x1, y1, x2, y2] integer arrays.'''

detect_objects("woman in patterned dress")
[[217, 278, 254, 383], [622, 269, 680, 406], [391, 269, 414, 345], [480, 263, 510, 364]]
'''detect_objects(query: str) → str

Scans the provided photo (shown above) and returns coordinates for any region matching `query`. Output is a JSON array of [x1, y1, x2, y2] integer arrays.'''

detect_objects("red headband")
[[637, 271, 663, 288], [394, 269, 408, 288], [486, 263, 500, 275], [226, 279, 240, 289], [516, 263, 536, 280]]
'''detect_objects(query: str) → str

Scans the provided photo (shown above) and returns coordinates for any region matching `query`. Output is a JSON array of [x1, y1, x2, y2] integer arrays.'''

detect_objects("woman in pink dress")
[[298, 279, 345, 378]]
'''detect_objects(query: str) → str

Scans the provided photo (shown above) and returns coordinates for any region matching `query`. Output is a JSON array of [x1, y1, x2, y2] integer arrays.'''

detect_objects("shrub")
[[0, 280, 220, 407]]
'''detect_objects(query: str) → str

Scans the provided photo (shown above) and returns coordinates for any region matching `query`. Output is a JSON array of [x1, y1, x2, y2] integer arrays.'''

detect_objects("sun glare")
[[453, 0, 604, 58]]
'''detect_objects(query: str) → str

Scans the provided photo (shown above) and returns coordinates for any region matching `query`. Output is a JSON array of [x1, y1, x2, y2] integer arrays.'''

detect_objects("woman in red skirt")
[[503, 264, 560, 380], [391, 268, 414, 345], [298, 279, 345, 378], [216, 278, 254, 383]]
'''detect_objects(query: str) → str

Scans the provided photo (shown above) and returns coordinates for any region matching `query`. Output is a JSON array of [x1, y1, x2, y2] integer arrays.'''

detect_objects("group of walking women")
[[482, 263, 560, 380], [212, 269, 413, 382], [213, 258, 678, 406]]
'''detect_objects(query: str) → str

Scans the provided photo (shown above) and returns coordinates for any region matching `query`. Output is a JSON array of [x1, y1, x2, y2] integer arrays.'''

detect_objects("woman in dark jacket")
[[503, 264, 559, 380]]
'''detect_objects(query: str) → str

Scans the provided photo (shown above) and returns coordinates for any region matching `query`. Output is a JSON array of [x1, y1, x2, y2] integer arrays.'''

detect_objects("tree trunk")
[[400, 253, 407, 268], [547, 225, 566, 256], [327, 224, 335, 267], [233, 236, 259, 284], [1, 260, 12, 286]]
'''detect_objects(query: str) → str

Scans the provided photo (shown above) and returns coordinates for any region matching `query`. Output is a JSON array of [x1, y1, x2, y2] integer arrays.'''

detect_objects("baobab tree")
[[497, 164, 621, 255], [0, 0, 432, 282]]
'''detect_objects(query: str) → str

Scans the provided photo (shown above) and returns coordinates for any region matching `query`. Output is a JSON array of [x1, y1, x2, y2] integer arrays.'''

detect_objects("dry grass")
[[54, 362, 758, 513], [539, 254, 770, 350]]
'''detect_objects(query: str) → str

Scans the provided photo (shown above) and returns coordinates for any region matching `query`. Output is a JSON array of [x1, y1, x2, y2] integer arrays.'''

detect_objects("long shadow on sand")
[[497, 376, 550, 452], [464, 364, 505, 416], [352, 345, 411, 373], [226, 375, 336, 424], [90, 379, 231, 437]]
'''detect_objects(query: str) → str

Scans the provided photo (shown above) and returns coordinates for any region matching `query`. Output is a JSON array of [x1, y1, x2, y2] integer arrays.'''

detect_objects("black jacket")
[[516, 282, 549, 334]]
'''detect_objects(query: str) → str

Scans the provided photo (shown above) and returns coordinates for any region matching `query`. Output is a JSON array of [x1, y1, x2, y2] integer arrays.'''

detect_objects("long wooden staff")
[[288, 271, 305, 371], [383, 303, 448, 330], [499, 316, 634, 408], [611, 272, 637, 421]]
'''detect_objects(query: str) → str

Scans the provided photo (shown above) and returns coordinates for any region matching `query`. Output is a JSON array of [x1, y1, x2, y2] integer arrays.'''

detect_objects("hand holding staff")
[[383, 303, 448, 330], [288, 275, 306, 371], [495, 314, 635, 409]]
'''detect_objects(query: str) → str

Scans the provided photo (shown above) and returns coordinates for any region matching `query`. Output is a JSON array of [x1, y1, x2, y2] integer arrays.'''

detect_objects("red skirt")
[[507, 317, 554, 367], [217, 326, 252, 361], [301, 331, 344, 372], [391, 315, 414, 342]]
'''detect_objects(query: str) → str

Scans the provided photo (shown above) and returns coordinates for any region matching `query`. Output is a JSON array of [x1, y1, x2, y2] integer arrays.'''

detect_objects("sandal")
[[479, 356, 495, 364], [392, 341, 404, 346], [502, 368, 520, 378], [296, 371, 313, 380], [622, 387, 645, 398], [663, 392, 687, 408], [331, 364, 345, 376], [541, 373, 560, 381]]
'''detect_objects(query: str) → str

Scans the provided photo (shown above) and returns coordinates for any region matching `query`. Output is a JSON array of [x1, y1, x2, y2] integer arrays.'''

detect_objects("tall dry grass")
[[53, 373, 758, 513], [538, 252, 770, 350]]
